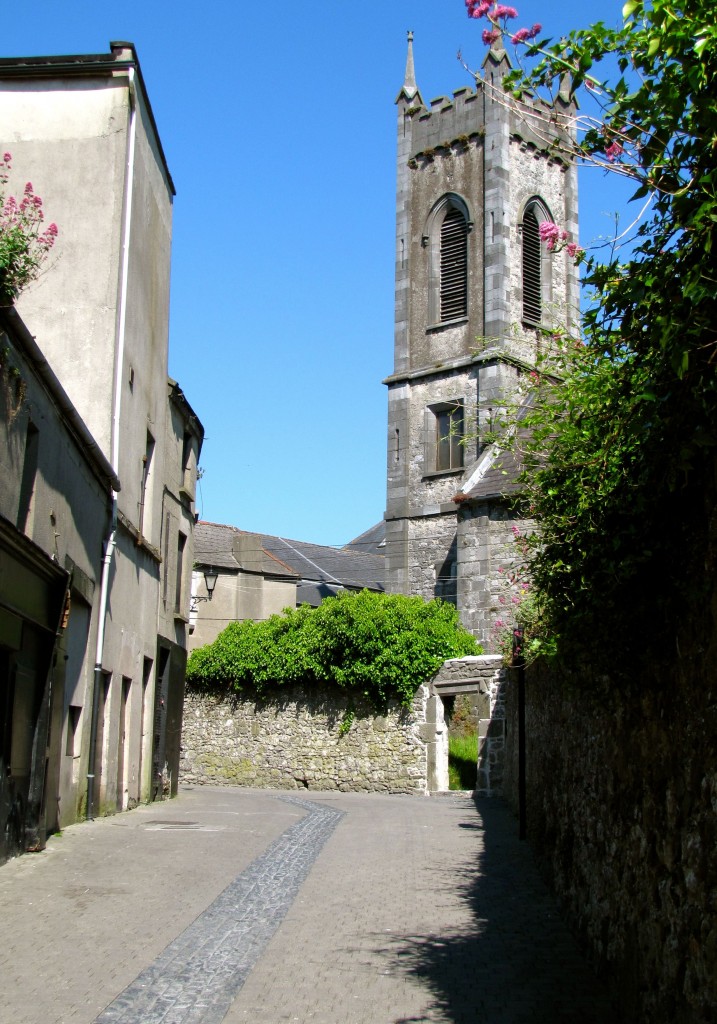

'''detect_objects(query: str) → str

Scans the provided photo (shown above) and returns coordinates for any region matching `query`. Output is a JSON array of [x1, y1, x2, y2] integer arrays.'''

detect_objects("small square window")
[[424, 400, 467, 476], [435, 403, 464, 472]]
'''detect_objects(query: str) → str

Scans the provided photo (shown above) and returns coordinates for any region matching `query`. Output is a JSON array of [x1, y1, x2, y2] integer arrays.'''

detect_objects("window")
[[175, 532, 187, 614], [17, 421, 39, 533], [139, 431, 155, 539], [66, 705, 82, 757], [522, 198, 553, 326], [426, 195, 471, 325], [440, 207, 468, 321], [435, 402, 464, 472]]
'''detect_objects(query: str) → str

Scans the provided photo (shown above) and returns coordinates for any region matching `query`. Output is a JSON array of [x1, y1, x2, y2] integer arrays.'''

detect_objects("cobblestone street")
[[0, 786, 615, 1024]]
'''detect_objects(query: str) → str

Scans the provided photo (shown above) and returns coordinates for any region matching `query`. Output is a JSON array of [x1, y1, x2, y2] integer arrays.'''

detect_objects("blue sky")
[[4, 1, 628, 545]]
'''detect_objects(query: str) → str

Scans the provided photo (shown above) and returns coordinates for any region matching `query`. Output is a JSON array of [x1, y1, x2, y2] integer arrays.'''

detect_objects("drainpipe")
[[87, 66, 137, 819]]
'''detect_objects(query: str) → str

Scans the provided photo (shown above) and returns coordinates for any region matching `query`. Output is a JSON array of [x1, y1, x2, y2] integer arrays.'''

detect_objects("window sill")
[[422, 467, 464, 480], [426, 317, 469, 333]]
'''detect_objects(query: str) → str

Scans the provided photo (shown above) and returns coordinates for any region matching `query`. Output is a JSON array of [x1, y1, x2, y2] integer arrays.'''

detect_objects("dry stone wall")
[[180, 685, 431, 794]]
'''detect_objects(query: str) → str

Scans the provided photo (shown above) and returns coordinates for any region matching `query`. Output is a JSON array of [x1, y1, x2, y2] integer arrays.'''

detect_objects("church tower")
[[384, 33, 579, 642]]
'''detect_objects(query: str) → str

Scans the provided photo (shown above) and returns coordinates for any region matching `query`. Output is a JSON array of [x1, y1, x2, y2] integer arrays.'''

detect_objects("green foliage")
[[473, 0, 717, 658], [187, 590, 481, 713], [448, 733, 478, 791]]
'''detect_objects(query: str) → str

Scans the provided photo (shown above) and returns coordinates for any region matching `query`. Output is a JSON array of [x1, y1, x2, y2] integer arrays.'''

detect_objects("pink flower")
[[539, 221, 560, 250], [566, 242, 584, 259], [2, 152, 11, 164], [511, 23, 541, 44], [492, 4, 518, 17], [466, 0, 491, 15], [482, 28, 501, 43], [24, 181, 33, 195], [605, 141, 624, 162]]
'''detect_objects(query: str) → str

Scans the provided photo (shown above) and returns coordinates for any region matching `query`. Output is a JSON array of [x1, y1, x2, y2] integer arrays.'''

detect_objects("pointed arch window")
[[522, 198, 553, 326], [425, 195, 471, 326]]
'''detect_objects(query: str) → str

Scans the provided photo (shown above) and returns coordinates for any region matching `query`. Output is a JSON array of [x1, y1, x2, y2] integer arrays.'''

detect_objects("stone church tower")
[[384, 33, 579, 643]]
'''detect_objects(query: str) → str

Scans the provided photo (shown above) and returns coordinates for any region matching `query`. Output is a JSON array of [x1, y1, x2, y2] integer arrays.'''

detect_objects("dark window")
[[139, 431, 155, 538], [436, 403, 464, 472], [522, 206, 542, 324], [440, 208, 468, 322], [175, 533, 187, 614], [17, 421, 39, 533]]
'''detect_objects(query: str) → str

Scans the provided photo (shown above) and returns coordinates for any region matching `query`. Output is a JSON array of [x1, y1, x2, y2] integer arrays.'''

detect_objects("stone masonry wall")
[[180, 657, 509, 797], [180, 685, 430, 794], [504, 660, 717, 1024]]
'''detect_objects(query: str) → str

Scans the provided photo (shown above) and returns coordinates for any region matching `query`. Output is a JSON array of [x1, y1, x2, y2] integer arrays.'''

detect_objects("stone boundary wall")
[[180, 685, 431, 794], [503, 661, 717, 1024], [180, 657, 508, 796]]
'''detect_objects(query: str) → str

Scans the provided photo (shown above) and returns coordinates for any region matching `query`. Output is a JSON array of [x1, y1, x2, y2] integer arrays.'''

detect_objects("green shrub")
[[187, 590, 481, 714]]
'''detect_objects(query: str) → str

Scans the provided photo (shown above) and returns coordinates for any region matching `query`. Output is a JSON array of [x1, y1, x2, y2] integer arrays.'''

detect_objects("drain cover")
[[144, 820, 201, 829]]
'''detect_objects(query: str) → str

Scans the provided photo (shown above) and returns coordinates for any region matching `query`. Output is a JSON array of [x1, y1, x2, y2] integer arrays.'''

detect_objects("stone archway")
[[429, 655, 507, 796]]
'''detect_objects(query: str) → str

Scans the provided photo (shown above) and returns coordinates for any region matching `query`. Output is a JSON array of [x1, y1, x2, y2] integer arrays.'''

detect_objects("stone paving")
[[0, 786, 617, 1024]]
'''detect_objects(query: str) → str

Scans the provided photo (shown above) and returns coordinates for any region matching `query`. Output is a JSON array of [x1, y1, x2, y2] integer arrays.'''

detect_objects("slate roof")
[[454, 397, 532, 504], [343, 521, 386, 557], [194, 521, 385, 592], [261, 534, 385, 592], [455, 444, 524, 503], [193, 522, 297, 579]]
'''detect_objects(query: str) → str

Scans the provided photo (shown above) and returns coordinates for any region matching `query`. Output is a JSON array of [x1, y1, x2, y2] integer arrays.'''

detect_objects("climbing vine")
[[186, 590, 481, 715]]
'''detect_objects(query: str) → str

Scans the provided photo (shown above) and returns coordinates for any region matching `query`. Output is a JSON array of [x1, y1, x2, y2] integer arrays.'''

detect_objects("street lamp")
[[194, 568, 218, 603], [202, 568, 218, 601]]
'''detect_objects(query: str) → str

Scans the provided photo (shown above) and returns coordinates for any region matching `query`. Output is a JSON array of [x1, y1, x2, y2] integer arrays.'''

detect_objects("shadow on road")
[[385, 797, 617, 1024]]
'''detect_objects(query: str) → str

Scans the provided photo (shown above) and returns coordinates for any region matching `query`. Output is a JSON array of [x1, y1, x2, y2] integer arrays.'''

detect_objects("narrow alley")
[[0, 786, 615, 1024]]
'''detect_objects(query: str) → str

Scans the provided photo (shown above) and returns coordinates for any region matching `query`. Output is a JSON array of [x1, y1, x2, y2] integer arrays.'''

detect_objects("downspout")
[[87, 66, 137, 819]]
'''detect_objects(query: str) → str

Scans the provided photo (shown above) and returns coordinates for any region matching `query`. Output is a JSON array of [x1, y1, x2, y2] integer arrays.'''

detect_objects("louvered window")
[[522, 206, 542, 325], [440, 208, 468, 322]]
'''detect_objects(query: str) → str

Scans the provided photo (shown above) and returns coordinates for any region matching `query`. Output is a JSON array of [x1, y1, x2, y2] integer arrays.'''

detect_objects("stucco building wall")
[[0, 44, 203, 853]]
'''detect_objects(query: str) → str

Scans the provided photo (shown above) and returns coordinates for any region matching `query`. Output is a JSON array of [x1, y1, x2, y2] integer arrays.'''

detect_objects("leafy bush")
[[464, 0, 717, 660], [187, 590, 481, 713]]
